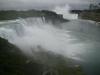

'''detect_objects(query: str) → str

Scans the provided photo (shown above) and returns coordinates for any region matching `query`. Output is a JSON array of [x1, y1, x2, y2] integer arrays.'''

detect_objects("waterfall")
[[0, 18, 99, 61], [0, 18, 85, 59]]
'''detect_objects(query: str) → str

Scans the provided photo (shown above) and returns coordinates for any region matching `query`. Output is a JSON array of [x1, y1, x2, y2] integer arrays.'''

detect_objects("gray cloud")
[[0, 0, 99, 10]]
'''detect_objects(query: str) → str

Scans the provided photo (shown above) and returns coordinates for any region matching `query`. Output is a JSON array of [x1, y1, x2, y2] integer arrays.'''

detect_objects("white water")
[[0, 18, 86, 60], [0, 18, 100, 61], [0, 18, 100, 75], [53, 4, 78, 20]]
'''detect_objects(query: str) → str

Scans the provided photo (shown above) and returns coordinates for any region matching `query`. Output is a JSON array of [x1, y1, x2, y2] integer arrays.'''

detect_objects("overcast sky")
[[0, 0, 100, 10]]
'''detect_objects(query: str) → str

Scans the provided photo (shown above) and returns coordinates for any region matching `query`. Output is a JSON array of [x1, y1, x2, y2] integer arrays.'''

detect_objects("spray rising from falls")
[[0, 18, 90, 60], [52, 4, 78, 20]]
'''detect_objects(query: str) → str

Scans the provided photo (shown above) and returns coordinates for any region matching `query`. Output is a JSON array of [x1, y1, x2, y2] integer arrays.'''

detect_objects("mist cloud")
[[52, 4, 78, 19]]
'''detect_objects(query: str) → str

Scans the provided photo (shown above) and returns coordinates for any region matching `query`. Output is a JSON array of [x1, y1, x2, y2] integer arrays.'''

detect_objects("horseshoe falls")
[[0, 18, 100, 75]]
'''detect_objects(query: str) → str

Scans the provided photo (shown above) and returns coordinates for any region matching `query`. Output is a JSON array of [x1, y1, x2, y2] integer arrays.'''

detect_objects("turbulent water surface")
[[0, 18, 100, 75]]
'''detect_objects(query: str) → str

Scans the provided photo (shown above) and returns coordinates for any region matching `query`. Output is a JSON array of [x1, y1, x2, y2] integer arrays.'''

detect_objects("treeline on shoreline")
[[70, 9, 100, 22], [70, 2, 100, 22]]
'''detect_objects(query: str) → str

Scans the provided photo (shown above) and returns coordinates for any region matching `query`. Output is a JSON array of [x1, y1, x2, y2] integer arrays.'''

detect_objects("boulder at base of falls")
[[0, 37, 85, 75]]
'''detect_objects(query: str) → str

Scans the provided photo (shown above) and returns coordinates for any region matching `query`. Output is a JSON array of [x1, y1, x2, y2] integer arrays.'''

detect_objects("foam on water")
[[0, 18, 91, 60]]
